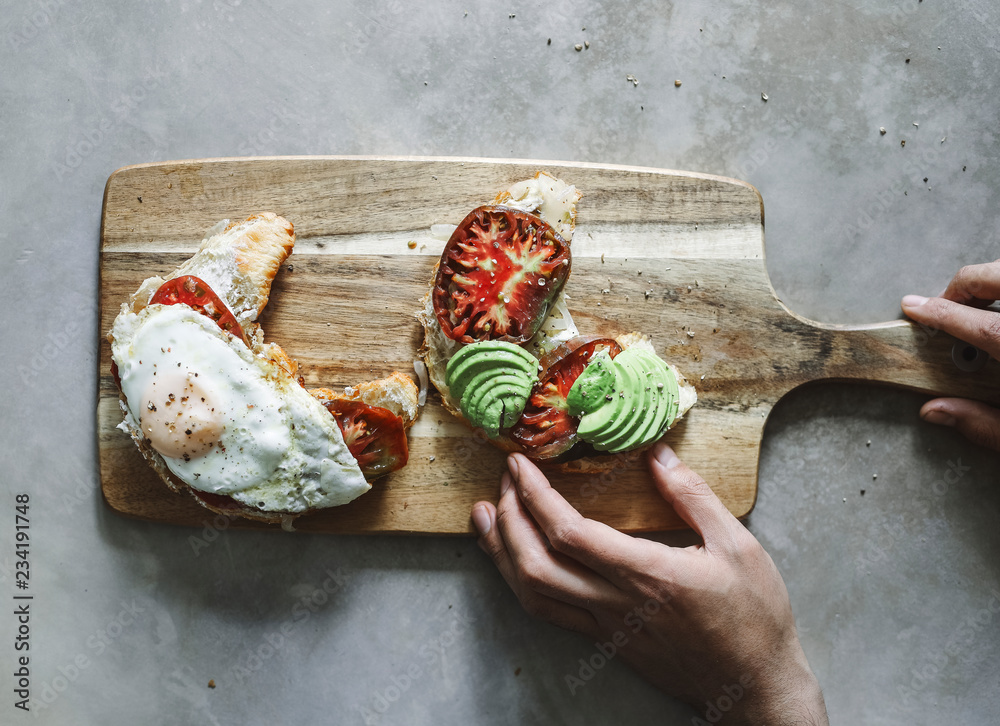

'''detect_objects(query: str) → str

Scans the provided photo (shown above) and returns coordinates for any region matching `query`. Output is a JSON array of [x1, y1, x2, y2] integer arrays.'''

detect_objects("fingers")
[[471, 499, 601, 636], [647, 442, 745, 552], [901, 295, 1000, 359], [940, 260, 1000, 306], [494, 472, 626, 609], [505, 454, 669, 585], [921, 397, 1000, 451]]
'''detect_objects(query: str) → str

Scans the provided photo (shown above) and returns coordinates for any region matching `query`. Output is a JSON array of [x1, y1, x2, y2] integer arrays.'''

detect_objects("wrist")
[[737, 648, 828, 726], [742, 673, 827, 726]]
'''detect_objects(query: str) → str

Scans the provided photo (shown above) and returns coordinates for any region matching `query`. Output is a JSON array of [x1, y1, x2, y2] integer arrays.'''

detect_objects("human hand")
[[470, 445, 828, 725], [902, 260, 1000, 450]]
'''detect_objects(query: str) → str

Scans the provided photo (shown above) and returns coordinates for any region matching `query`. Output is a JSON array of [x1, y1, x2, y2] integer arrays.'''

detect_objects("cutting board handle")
[[783, 306, 999, 405]]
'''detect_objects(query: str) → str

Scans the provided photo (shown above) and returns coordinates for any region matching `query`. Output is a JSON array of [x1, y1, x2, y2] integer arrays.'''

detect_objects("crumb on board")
[[208, 680, 216, 689]]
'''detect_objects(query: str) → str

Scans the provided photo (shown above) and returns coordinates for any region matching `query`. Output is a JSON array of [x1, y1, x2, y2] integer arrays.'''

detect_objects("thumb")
[[921, 397, 1000, 452], [647, 441, 741, 548], [901, 295, 1000, 359]]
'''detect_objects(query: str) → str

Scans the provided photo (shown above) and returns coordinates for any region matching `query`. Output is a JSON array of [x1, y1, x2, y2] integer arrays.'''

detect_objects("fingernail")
[[472, 504, 492, 535], [902, 295, 929, 308], [923, 410, 957, 427], [507, 454, 520, 481], [653, 442, 681, 469], [500, 471, 512, 496]]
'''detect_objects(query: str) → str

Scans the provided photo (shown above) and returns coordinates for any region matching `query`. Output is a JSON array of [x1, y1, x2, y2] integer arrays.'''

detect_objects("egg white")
[[111, 304, 369, 512]]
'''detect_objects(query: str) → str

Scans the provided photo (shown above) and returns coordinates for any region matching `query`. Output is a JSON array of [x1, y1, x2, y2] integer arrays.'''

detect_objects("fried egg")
[[110, 303, 369, 512]]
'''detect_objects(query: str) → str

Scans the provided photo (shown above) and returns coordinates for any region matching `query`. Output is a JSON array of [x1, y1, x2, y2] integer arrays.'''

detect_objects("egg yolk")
[[139, 371, 224, 460]]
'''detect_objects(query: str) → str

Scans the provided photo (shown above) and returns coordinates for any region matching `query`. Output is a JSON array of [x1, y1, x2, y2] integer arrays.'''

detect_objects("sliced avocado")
[[584, 356, 641, 451], [480, 398, 505, 438], [572, 344, 684, 454], [476, 387, 529, 438], [494, 383, 532, 430], [662, 363, 680, 431], [447, 347, 537, 400], [445, 340, 540, 436], [628, 349, 672, 445], [457, 367, 506, 413], [465, 373, 531, 422], [601, 350, 655, 453], [447, 340, 538, 370], [448, 349, 537, 400], [566, 351, 616, 416], [576, 362, 623, 442]]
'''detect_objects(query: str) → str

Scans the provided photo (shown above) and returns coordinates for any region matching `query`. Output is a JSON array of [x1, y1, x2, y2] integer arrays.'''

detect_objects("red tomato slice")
[[324, 400, 409, 479], [537, 334, 620, 372], [149, 275, 248, 345], [433, 206, 571, 344], [511, 337, 622, 460]]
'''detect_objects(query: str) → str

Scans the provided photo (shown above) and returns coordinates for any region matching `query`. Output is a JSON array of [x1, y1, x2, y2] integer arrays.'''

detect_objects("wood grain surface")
[[97, 156, 1000, 534]]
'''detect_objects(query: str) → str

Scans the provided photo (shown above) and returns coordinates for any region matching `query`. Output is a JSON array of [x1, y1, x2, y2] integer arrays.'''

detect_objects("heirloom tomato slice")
[[511, 337, 622, 460], [323, 399, 409, 480], [149, 275, 248, 345], [433, 206, 571, 344]]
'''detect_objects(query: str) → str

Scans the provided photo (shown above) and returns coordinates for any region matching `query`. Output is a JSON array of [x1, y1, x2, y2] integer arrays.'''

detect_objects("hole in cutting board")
[[952, 341, 989, 373]]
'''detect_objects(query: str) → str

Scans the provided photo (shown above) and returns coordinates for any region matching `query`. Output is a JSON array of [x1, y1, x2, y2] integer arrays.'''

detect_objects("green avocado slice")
[[448, 350, 537, 400], [474, 388, 530, 438], [480, 398, 505, 439], [566, 350, 616, 416], [447, 345, 537, 401], [465, 373, 531, 424], [621, 349, 673, 449], [584, 355, 641, 451], [456, 367, 505, 413], [601, 350, 655, 453], [626, 350, 665, 445], [490, 382, 533, 431], [576, 362, 623, 443], [447, 339, 538, 367], [662, 363, 680, 431]]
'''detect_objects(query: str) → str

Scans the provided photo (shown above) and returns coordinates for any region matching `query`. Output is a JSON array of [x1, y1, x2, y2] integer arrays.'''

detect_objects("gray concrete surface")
[[1, 1, 998, 724]]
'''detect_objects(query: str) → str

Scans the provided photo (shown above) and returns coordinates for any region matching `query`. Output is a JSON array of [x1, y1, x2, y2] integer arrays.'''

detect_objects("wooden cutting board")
[[97, 156, 1000, 534]]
